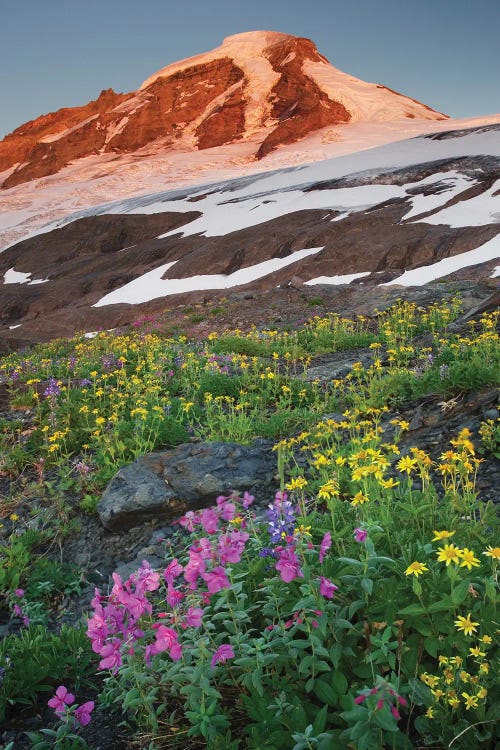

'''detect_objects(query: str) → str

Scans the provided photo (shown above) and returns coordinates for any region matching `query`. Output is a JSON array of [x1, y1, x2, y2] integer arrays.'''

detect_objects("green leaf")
[[451, 579, 470, 606], [313, 679, 338, 707], [312, 704, 328, 735], [361, 578, 373, 595], [397, 603, 426, 616], [373, 709, 398, 732]]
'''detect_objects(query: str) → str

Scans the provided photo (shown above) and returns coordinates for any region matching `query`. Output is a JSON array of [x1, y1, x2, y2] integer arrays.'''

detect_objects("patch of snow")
[[9, 324, 22, 329], [491, 266, 500, 278], [4, 268, 31, 284], [3, 267, 49, 284], [401, 171, 476, 221], [105, 117, 130, 144], [38, 114, 100, 144], [303, 59, 446, 122], [151, 184, 403, 238], [305, 272, 370, 285], [381, 234, 500, 286], [94, 247, 322, 306], [414, 178, 500, 227]]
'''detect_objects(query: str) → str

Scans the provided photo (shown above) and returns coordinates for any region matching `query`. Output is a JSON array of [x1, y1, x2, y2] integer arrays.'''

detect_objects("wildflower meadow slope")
[[0, 298, 498, 750]]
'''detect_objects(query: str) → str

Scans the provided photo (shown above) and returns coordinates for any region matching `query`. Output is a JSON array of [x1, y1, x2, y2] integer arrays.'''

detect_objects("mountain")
[[1, 123, 499, 344], [0, 31, 446, 192]]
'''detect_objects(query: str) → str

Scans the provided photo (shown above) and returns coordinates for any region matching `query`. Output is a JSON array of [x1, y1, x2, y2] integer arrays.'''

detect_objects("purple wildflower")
[[43, 378, 61, 398], [267, 491, 296, 544]]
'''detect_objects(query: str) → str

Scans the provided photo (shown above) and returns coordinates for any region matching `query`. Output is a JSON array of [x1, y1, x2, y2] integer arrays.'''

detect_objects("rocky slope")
[[0, 31, 447, 191], [1, 125, 499, 346]]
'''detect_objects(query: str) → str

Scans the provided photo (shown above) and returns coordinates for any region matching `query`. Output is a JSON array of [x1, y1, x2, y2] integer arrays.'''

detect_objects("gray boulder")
[[98, 439, 277, 531]]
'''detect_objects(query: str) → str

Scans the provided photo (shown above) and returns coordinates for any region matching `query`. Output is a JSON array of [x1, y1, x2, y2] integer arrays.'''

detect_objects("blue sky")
[[0, 0, 499, 138]]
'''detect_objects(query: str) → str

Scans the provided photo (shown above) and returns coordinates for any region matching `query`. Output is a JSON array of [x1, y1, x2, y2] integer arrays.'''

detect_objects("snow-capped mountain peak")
[[0, 30, 447, 191]]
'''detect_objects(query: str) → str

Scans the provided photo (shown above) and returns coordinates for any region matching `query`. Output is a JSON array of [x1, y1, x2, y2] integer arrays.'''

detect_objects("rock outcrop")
[[97, 439, 277, 531]]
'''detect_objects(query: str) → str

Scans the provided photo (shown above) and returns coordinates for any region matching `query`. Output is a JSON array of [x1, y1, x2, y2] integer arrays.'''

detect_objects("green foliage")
[[0, 625, 94, 722]]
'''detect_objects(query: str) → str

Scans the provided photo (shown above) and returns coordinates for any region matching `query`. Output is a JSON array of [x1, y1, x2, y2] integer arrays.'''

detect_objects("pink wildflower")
[[166, 584, 185, 608], [242, 491, 255, 509], [211, 643, 235, 667], [163, 558, 183, 584], [319, 577, 338, 599], [199, 507, 219, 534], [354, 527, 368, 543], [275, 546, 303, 583], [179, 511, 199, 532], [184, 606, 203, 628], [319, 532, 331, 563], [48, 686, 75, 716], [74, 701, 94, 726], [99, 639, 122, 672], [202, 566, 231, 593]]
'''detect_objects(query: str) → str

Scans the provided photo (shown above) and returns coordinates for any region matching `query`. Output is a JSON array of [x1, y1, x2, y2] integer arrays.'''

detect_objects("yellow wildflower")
[[436, 544, 461, 566], [483, 546, 500, 559], [432, 530, 455, 541], [425, 707, 436, 719], [420, 673, 440, 688], [469, 646, 486, 658], [285, 476, 308, 491], [454, 613, 480, 636], [459, 548, 480, 570], [461, 692, 478, 710], [405, 561, 429, 577], [351, 491, 369, 506], [397, 456, 418, 474]]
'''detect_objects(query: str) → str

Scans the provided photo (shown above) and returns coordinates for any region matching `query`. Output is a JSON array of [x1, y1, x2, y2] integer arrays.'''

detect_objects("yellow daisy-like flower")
[[432, 530, 456, 541], [397, 456, 418, 474], [476, 687, 487, 699], [379, 477, 399, 489], [317, 480, 339, 500], [479, 662, 489, 675], [479, 634, 492, 644], [431, 688, 445, 701], [285, 476, 308, 491], [483, 546, 500, 560], [459, 548, 480, 570], [454, 613, 480, 636], [351, 491, 370, 506], [436, 544, 461, 566], [420, 673, 440, 688], [461, 692, 479, 710], [469, 646, 486, 658], [448, 695, 460, 709], [405, 561, 429, 577], [425, 707, 436, 719]]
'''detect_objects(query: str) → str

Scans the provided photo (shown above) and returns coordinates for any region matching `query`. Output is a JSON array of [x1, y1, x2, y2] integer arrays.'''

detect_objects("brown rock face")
[[0, 31, 446, 189], [257, 37, 351, 158], [0, 89, 130, 186]]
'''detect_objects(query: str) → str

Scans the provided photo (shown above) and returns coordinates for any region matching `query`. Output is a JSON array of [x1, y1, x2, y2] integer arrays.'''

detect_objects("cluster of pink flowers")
[[179, 491, 254, 533], [48, 685, 94, 726], [354, 681, 407, 719], [11, 588, 29, 627], [88, 493, 253, 673]]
